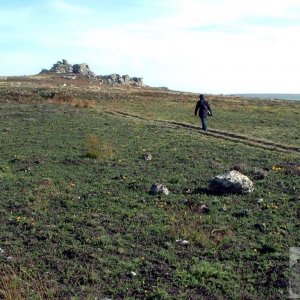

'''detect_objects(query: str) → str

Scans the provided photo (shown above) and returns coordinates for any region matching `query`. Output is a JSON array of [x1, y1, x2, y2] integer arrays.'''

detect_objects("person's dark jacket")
[[194, 99, 212, 118]]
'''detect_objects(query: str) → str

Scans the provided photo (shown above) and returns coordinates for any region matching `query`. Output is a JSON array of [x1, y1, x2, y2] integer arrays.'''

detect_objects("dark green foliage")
[[0, 102, 299, 299]]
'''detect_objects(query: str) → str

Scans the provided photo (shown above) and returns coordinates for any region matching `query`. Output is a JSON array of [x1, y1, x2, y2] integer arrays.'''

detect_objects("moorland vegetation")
[[0, 74, 299, 299]]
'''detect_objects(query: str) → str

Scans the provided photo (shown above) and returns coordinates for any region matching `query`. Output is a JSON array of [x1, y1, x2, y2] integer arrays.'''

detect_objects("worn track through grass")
[[104, 109, 300, 155]]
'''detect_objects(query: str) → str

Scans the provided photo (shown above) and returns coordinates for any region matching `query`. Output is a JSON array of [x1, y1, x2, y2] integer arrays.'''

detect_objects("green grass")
[[88, 88, 300, 147], [0, 90, 299, 299]]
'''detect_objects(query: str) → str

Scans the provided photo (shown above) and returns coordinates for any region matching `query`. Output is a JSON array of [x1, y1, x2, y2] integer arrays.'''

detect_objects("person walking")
[[194, 94, 212, 131]]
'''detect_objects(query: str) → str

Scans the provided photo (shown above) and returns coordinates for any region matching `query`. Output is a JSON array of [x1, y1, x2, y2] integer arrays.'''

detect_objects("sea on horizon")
[[230, 94, 300, 101]]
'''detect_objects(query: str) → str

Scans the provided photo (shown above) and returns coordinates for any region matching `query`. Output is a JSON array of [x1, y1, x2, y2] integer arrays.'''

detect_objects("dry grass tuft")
[[49, 96, 97, 109], [0, 265, 57, 300], [85, 133, 115, 159], [169, 209, 235, 248]]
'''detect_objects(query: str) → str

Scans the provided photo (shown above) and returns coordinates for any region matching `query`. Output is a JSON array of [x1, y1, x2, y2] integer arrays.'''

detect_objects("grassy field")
[[0, 76, 299, 299]]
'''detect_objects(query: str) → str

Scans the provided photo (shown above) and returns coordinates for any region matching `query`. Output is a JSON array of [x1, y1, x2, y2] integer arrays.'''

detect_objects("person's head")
[[199, 94, 205, 101]]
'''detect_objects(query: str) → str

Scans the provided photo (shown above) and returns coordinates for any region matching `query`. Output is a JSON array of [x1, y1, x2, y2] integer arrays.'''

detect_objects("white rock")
[[176, 239, 189, 245], [150, 184, 169, 196], [208, 170, 254, 194], [143, 153, 152, 161]]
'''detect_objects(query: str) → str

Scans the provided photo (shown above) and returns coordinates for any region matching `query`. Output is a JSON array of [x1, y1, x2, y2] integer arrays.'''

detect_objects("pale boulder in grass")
[[150, 184, 169, 196], [208, 170, 254, 194], [143, 153, 152, 161]]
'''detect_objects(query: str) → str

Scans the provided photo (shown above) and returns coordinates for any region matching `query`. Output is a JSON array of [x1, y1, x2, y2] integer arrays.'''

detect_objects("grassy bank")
[[1, 77, 299, 147], [0, 95, 299, 298]]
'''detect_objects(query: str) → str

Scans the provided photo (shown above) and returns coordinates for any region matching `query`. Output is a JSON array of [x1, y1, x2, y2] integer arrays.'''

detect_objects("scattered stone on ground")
[[143, 153, 152, 161], [128, 182, 139, 191], [208, 170, 254, 194], [182, 187, 193, 194], [257, 198, 264, 203], [176, 239, 189, 245], [130, 271, 137, 277], [233, 209, 250, 218], [114, 174, 126, 181], [150, 184, 169, 195], [254, 223, 267, 232], [220, 204, 227, 212], [200, 204, 210, 213]]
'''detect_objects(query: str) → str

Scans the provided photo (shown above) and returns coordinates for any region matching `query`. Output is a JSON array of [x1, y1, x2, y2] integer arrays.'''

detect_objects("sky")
[[0, 0, 300, 94]]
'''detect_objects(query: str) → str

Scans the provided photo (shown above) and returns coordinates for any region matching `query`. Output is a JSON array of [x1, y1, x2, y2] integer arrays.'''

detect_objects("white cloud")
[[1, 0, 300, 93], [168, 0, 300, 26], [50, 0, 90, 15]]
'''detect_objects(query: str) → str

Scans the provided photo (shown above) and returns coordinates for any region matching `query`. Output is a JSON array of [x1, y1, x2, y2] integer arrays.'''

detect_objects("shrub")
[[84, 134, 115, 159]]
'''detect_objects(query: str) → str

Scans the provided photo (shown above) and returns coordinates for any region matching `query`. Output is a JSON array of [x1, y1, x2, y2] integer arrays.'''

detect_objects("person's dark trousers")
[[200, 116, 207, 131]]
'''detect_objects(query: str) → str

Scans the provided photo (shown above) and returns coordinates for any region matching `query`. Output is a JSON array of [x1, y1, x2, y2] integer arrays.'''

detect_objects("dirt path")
[[104, 109, 300, 155]]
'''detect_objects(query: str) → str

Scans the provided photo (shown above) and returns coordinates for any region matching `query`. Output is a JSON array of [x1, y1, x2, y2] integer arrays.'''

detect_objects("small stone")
[[200, 204, 210, 213], [176, 239, 189, 245], [130, 271, 137, 277], [114, 174, 126, 181], [182, 187, 192, 194], [233, 209, 250, 218], [221, 204, 227, 211], [254, 223, 266, 232], [257, 198, 264, 203], [0, 247, 4, 254], [143, 153, 152, 161], [150, 184, 169, 196]]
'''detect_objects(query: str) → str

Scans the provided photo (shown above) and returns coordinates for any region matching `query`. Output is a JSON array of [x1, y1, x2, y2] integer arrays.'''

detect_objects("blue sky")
[[1, 0, 300, 93]]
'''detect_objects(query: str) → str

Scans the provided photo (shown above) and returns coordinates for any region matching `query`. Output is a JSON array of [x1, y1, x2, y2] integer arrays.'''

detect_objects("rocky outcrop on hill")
[[50, 59, 73, 74], [40, 59, 95, 78], [40, 59, 144, 85], [98, 74, 143, 85], [72, 63, 95, 78]]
